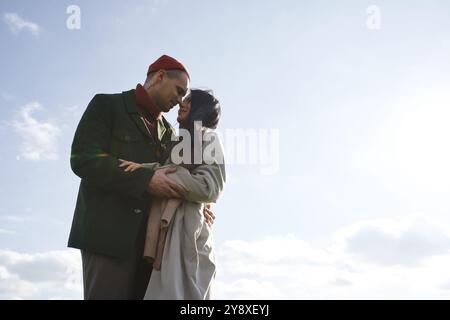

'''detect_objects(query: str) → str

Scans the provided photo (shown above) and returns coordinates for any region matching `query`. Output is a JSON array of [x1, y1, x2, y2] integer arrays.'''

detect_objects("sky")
[[1, 0, 450, 299]]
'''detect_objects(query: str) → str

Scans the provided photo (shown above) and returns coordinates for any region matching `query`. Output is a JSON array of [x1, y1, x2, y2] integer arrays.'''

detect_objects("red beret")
[[147, 54, 190, 79]]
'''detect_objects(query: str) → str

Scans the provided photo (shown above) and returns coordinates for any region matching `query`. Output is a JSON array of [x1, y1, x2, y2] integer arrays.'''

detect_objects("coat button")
[[133, 209, 142, 214]]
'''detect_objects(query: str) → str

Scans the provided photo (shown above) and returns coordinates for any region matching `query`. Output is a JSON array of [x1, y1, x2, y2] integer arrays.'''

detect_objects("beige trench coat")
[[143, 131, 226, 300]]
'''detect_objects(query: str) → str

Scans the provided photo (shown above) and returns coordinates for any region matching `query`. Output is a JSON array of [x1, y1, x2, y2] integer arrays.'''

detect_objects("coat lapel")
[[122, 90, 153, 140], [157, 118, 167, 141], [122, 89, 175, 144]]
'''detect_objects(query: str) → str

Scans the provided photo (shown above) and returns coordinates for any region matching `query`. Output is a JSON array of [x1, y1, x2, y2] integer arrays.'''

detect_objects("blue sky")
[[1, 0, 450, 299]]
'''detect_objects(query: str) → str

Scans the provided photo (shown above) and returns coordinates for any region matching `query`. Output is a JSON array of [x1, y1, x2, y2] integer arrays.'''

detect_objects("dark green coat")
[[68, 89, 175, 259]]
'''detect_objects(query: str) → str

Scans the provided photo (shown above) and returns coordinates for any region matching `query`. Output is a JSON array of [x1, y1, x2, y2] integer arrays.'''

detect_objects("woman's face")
[[177, 94, 191, 124]]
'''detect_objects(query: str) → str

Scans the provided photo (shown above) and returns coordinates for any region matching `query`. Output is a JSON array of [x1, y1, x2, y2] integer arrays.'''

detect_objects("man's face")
[[177, 94, 191, 124], [155, 71, 189, 112]]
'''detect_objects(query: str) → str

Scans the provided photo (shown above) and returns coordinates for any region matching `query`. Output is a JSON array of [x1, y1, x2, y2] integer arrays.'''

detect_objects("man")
[[68, 55, 215, 300]]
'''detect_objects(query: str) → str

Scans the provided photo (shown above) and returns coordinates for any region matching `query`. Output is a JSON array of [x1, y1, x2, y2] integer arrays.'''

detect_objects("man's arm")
[[118, 159, 185, 198], [117, 159, 218, 225], [70, 94, 155, 199], [146, 167, 185, 198]]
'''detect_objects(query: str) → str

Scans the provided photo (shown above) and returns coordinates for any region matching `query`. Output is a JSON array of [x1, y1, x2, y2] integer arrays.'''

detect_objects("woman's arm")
[[119, 133, 226, 203], [166, 162, 226, 204], [119, 159, 162, 171], [166, 132, 226, 203]]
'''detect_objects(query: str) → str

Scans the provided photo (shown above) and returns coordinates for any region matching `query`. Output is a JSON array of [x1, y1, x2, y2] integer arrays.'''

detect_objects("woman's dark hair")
[[176, 89, 221, 168], [180, 89, 221, 130]]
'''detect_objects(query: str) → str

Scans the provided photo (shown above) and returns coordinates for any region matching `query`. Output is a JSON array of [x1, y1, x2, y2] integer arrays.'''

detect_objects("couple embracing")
[[68, 55, 225, 300]]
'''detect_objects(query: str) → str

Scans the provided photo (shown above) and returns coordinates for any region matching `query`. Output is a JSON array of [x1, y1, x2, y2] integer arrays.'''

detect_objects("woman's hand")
[[203, 203, 216, 227], [118, 159, 143, 172]]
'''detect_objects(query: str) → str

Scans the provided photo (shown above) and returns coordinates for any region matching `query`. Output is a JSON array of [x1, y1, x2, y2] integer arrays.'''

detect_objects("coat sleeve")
[[70, 94, 155, 199], [166, 133, 226, 204], [140, 162, 162, 170]]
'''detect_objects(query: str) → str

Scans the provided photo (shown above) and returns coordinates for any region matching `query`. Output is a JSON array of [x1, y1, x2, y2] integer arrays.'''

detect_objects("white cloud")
[[2, 216, 450, 299], [213, 279, 286, 300], [333, 216, 450, 266], [0, 249, 82, 300], [3, 12, 41, 37], [0, 229, 16, 235], [12, 102, 61, 161], [213, 215, 450, 299]]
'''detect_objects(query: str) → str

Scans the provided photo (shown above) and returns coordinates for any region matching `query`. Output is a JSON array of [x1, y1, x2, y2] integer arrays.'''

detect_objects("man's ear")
[[156, 69, 166, 82]]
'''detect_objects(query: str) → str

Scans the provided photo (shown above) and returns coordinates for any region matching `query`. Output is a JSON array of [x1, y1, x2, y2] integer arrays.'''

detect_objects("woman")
[[119, 89, 225, 300]]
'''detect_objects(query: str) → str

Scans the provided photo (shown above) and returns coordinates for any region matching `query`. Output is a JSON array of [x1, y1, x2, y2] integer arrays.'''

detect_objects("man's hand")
[[147, 167, 186, 198], [203, 203, 216, 227]]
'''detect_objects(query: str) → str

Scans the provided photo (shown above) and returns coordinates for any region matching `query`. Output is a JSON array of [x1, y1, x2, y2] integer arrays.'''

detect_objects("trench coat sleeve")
[[70, 94, 155, 199], [140, 163, 162, 170], [166, 135, 226, 204]]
